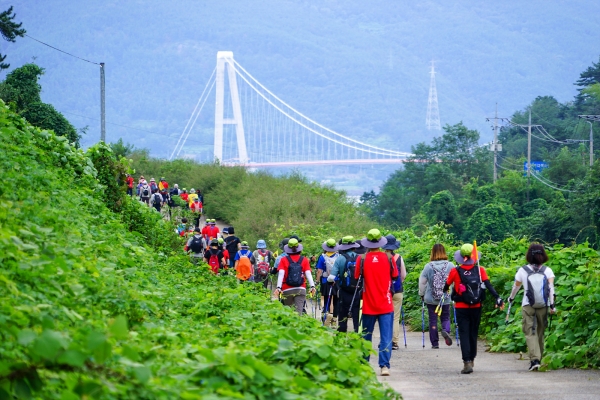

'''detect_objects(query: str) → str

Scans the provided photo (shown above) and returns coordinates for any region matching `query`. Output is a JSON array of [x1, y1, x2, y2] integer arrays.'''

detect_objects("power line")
[[24, 34, 100, 65]]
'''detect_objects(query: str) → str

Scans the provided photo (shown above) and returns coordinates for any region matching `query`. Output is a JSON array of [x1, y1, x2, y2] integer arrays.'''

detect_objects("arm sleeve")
[[483, 280, 500, 299], [400, 257, 407, 281], [277, 270, 285, 288], [418, 265, 428, 296], [305, 270, 315, 287]]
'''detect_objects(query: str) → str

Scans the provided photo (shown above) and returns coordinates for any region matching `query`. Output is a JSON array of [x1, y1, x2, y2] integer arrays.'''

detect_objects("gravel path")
[[370, 329, 600, 399]]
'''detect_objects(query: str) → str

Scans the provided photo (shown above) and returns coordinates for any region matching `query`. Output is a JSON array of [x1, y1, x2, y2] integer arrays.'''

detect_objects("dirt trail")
[[370, 329, 600, 399]]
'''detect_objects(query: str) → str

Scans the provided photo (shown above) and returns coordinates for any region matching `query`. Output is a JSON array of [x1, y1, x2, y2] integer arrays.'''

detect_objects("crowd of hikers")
[[130, 174, 557, 377]]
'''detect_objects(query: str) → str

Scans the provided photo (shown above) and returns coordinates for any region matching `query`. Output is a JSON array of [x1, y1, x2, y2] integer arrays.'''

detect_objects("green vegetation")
[[365, 58, 600, 246], [0, 103, 397, 398], [0, 6, 25, 70], [131, 153, 372, 246]]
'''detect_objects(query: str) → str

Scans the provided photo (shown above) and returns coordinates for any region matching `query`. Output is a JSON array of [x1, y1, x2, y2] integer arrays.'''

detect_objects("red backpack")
[[207, 250, 221, 274], [256, 250, 270, 277]]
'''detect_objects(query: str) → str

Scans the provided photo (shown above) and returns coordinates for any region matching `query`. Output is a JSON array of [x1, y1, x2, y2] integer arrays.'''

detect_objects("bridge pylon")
[[214, 51, 248, 164]]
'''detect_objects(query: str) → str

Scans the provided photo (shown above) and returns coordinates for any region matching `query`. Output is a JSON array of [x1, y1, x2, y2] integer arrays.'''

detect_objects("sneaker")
[[441, 330, 453, 346], [529, 359, 541, 371], [461, 361, 473, 374], [380, 366, 390, 376], [392, 342, 400, 350], [432, 345, 439, 349]]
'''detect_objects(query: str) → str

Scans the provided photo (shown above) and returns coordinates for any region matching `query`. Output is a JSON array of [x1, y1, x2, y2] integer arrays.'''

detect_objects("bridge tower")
[[426, 60, 441, 130], [214, 51, 248, 164]]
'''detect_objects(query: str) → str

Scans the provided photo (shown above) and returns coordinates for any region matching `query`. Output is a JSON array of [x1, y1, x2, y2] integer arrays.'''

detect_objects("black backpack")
[[153, 194, 162, 206], [285, 255, 305, 287], [142, 186, 150, 197], [189, 236, 204, 253], [451, 266, 483, 305], [340, 253, 360, 292]]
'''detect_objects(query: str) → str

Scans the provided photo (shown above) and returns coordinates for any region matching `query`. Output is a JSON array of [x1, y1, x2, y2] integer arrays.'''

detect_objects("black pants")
[[322, 282, 339, 318], [193, 214, 201, 227], [338, 288, 361, 333], [127, 188, 133, 196], [455, 307, 482, 362]]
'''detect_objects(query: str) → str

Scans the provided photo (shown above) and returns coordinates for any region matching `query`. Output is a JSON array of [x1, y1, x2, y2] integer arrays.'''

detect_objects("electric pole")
[[527, 109, 532, 202], [577, 115, 599, 167], [100, 62, 106, 142], [485, 104, 502, 182]]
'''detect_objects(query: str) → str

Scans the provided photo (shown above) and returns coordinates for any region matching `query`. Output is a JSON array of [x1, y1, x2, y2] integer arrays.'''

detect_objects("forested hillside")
[[1, 0, 599, 160]]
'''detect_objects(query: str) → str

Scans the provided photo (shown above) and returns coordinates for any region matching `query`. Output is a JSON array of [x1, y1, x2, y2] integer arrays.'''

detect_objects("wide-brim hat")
[[360, 229, 388, 249], [256, 240, 267, 249], [338, 241, 359, 251], [453, 250, 481, 266], [382, 234, 400, 251], [321, 239, 338, 252], [284, 238, 303, 254]]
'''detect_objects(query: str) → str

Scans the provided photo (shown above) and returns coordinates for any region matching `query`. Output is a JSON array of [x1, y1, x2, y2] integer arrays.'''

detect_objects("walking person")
[[355, 229, 399, 376], [139, 179, 151, 205], [419, 243, 454, 348], [316, 239, 339, 327], [190, 197, 203, 227], [443, 243, 504, 374], [253, 240, 274, 288], [223, 227, 241, 269], [184, 227, 205, 264], [204, 239, 226, 274], [234, 241, 255, 281], [507, 243, 556, 371], [382, 234, 407, 350], [126, 174, 134, 197], [328, 236, 361, 333], [150, 189, 163, 212], [274, 238, 316, 316]]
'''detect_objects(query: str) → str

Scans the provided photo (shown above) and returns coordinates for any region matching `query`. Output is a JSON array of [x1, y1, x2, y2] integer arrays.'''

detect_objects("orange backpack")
[[236, 251, 253, 281]]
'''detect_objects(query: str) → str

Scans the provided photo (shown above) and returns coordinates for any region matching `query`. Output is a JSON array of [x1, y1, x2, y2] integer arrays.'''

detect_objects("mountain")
[[2, 0, 599, 172]]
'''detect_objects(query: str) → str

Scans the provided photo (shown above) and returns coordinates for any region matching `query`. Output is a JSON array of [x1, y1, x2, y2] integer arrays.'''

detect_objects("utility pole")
[[100, 62, 106, 142], [485, 104, 503, 182], [527, 109, 532, 202], [577, 115, 599, 167]]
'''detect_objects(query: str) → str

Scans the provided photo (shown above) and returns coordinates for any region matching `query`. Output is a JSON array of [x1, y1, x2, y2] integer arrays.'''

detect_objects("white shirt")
[[515, 264, 555, 307]]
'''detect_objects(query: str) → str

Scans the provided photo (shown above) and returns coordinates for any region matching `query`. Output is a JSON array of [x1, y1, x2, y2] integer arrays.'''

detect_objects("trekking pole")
[[421, 301, 425, 349], [435, 293, 445, 316], [347, 275, 362, 318], [400, 305, 407, 348], [322, 284, 334, 326], [453, 301, 460, 347], [505, 300, 512, 325]]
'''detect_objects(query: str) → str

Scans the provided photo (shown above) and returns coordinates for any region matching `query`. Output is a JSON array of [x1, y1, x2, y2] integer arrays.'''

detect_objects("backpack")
[[189, 236, 203, 253], [285, 255, 305, 287], [451, 266, 483, 305], [256, 250, 270, 277], [431, 262, 449, 301], [236, 250, 253, 281], [150, 182, 158, 192], [324, 253, 337, 276], [340, 253, 360, 292], [207, 250, 221, 274], [153, 194, 162, 206], [141, 185, 150, 197], [523, 265, 550, 309]]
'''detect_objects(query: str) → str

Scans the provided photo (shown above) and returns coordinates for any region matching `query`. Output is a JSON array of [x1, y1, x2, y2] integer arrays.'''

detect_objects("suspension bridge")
[[170, 51, 412, 167]]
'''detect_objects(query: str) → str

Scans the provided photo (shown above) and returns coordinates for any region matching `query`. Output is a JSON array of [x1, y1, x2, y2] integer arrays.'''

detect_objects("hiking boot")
[[392, 342, 400, 350], [432, 345, 439, 349], [529, 359, 540, 371], [380, 366, 390, 376], [441, 330, 453, 346], [461, 361, 473, 374], [331, 317, 338, 329], [323, 314, 333, 327]]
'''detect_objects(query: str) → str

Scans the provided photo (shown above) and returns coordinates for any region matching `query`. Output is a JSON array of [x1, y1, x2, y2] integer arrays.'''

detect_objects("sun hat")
[[190, 188, 196, 193], [210, 219, 216, 225], [453, 243, 481, 266], [360, 229, 388, 249], [382, 234, 400, 251], [337, 236, 360, 251], [218, 237, 224, 244], [222, 227, 229, 235], [284, 238, 303, 254], [322, 238, 338, 252], [174, 184, 179, 188], [256, 239, 267, 249], [289, 235, 302, 243], [150, 178, 155, 182], [279, 238, 289, 250], [240, 240, 249, 249]]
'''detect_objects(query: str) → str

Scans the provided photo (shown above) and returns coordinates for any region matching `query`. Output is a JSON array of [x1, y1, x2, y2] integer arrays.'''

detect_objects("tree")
[[421, 190, 457, 226], [0, 6, 25, 70], [110, 138, 135, 158], [464, 203, 516, 242], [21, 103, 79, 144]]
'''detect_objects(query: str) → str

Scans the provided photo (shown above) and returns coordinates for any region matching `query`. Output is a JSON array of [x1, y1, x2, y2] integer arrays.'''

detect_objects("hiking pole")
[[435, 293, 446, 316], [421, 301, 425, 349], [322, 284, 334, 326], [505, 300, 512, 325], [400, 305, 407, 348], [347, 275, 362, 318], [453, 301, 460, 347]]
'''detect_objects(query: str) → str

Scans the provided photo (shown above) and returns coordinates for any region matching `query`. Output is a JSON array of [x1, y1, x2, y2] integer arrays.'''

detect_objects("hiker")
[[382, 234, 407, 350], [159, 177, 169, 191], [136, 176, 146, 197], [253, 239, 274, 288], [180, 189, 189, 203], [150, 189, 163, 212], [206, 219, 220, 241], [218, 238, 230, 267], [170, 184, 181, 197], [328, 236, 361, 333], [139, 180, 151, 205], [419, 243, 454, 348], [355, 229, 398, 376], [274, 238, 289, 270], [176, 217, 189, 237], [223, 227, 241, 269], [190, 197, 203, 227], [184, 227, 205, 264], [126, 174, 134, 197], [188, 188, 199, 206], [316, 239, 340, 327], [235, 241, 255, 281], [149, 178, 158, 193], [274, 238, 316, 316], [507, 243, 556, 371], [443, 243, 504, 374], [196, 190, 204, 205], [204, 239, 226, 274]]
